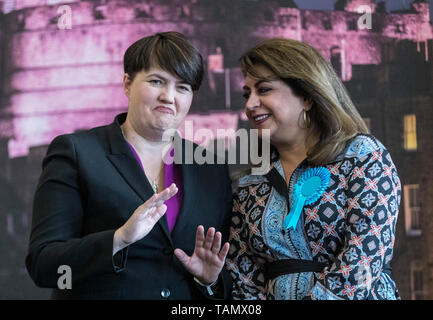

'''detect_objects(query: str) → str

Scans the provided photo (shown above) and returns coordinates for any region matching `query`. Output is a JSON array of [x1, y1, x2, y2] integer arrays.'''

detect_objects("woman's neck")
[[121, 121, 172, 162], [273, 134, 315, 184], [275, 141, 308, 170], [274, 128, 320, 169]]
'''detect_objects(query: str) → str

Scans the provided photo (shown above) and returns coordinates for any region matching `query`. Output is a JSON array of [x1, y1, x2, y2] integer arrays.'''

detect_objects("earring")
[[303, 109, 310, 128]]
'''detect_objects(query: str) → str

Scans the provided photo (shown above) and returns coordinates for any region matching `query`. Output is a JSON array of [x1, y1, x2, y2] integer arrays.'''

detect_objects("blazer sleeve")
[[191, 164, 233, 300], [220, 169, 234, 299], [25, 134, 127, 288], [213, 166, 234, 299]]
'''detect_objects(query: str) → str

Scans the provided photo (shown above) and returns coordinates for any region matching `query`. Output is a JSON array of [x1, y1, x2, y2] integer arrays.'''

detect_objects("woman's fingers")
[[195, 225, 205, 249], [203, 227, 215, 250], [150, 204, 167, 222], [218, 242, 230, 261], [195, 226, 227, 260], [161, 183, 178, 197], [121, 184, 177, 245], [138, 184, 178, 214], [211, 232, 222, 254], [150, 183, 177, 201], [174, 248, 190, 266], [150, 185, 177, 206]]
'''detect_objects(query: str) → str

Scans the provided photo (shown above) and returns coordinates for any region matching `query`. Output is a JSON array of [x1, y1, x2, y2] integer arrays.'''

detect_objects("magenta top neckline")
[[126, 141, 183, 232]]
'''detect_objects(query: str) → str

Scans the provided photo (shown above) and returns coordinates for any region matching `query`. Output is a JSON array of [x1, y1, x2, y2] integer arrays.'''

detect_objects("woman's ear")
[[304, 97, 313, 111], [123, 74, 131, 97]]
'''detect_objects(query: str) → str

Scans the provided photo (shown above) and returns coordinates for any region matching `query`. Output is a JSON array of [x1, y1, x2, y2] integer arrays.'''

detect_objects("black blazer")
[[25, 113, 233, 300]]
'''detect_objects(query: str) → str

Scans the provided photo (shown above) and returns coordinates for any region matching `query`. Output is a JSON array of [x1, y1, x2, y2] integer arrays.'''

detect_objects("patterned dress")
[[226, 134, 401, 300]]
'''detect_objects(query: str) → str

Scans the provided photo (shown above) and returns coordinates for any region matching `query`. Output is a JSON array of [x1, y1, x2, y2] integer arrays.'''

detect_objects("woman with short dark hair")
[[26, 32, 232, 300], [226, 38, 401, 300]]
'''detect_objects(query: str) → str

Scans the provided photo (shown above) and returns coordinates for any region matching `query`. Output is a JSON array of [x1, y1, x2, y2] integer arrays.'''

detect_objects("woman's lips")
[[253, 114, 271, 125], [154, 106, 175, 115]]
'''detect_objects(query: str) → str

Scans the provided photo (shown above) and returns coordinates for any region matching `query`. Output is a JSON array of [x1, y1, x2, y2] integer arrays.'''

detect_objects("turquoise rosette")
[[282, 167, 331, 230]]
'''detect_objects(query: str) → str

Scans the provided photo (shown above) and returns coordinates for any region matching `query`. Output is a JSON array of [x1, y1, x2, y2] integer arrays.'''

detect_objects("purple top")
[[127, 142, 183, 232]]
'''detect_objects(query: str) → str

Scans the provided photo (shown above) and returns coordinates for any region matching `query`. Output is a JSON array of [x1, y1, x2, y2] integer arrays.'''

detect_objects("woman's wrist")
[[193, 276, 219, 296], [113, 228, 130, 255], [193, 276, 218, 287]]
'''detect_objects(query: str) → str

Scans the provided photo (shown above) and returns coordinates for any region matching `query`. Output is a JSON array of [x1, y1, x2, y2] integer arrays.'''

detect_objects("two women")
[[27, 31, 401, 300]]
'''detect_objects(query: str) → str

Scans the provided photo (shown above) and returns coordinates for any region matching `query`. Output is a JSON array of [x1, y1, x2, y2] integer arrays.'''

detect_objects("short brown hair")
[[123, 31, 203, 91], [239, 38, 369, 165]]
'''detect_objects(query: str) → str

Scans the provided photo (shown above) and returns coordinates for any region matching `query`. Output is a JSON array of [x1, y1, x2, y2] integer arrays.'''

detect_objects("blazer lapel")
[[171, 139, 198, 239], [105, 113, 173, 246], [171, 163, 198, 239]]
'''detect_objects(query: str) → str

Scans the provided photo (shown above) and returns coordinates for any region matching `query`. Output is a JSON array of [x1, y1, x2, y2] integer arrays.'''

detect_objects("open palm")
[[174, 225, 229, 285], [119, 183, 178, 245]]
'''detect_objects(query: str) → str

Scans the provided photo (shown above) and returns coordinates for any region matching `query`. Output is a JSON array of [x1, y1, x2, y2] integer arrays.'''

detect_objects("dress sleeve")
[[225, 186, 267, 300], [309, 148, 401, 300], [25, 134, 128, 288]]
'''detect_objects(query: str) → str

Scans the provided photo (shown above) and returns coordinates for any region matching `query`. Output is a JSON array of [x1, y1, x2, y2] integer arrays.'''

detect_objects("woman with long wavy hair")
[[226, 38, 401, 300]]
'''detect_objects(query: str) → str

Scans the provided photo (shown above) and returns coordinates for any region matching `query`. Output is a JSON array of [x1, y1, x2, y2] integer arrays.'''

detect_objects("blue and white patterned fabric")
[[226, 134, 401, 300]]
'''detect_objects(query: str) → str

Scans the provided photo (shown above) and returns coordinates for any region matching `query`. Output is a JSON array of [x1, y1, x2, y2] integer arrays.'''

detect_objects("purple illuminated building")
[[0, 0, 432, 299]]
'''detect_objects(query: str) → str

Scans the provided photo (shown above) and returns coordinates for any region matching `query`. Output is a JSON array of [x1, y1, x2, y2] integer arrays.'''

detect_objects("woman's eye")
[[149, 79, 163, 85], [178, 85, 191, 92], [258, 87, 271, 94], [242, 92, 250, 100]]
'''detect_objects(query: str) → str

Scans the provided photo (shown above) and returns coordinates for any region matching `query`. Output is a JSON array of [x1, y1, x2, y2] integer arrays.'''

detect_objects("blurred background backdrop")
[[0, 0, 432, 299]]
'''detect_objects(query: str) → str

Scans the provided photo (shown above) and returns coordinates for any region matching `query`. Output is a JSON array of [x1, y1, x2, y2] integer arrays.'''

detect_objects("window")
[[347, 19, 357, 31], [395, 22, 406, 34], [403, 184, 421, 236], [322, 18, 332, 30], [404, 114, 417, 150], [411, 262, 425, 300], [278, 15, 291, 26], [302, 17, 308, 30]]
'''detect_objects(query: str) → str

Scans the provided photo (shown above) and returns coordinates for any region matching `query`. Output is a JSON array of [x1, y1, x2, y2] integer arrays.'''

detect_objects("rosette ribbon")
[[282, 167, 330, 230]]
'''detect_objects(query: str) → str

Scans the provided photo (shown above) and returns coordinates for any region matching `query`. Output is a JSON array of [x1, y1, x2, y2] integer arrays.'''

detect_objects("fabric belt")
[[265, 259, 327, 280], [265, 259, 393, 281]]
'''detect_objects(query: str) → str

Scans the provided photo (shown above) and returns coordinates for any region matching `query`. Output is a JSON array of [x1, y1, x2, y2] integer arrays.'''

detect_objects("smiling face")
[[242, 64, 311, 147], [123, 67, 193, 139]]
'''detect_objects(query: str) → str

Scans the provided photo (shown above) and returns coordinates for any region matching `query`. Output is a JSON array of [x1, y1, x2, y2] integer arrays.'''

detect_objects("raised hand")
[[113, 183, 178, 253], [174, 225, 229, 285]]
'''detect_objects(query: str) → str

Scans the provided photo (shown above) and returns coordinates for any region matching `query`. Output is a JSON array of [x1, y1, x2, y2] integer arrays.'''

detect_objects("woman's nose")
[[245, 92, 259, 111], [159, 85, 175, 104]]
